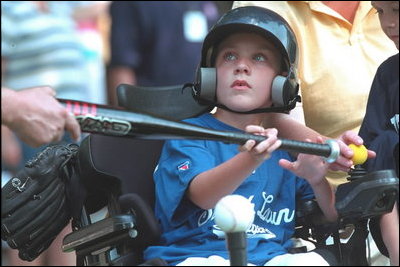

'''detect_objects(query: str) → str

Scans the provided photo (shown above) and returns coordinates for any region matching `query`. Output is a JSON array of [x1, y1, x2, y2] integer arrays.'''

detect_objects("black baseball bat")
[[60, 99, 339, 161]]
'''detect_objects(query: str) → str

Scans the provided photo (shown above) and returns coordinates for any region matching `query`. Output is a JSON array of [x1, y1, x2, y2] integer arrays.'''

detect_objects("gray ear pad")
[[272, 75, 299, 107], [195, 67, 217, 103], [271, 75, 286, 106]]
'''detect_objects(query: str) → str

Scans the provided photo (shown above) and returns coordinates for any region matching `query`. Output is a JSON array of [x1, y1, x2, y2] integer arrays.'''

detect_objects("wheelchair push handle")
[[59, 99, 365, 164]]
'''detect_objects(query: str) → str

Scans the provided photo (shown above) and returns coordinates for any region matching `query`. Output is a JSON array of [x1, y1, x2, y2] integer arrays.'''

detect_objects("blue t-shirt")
[[144, 113, 315, 265]]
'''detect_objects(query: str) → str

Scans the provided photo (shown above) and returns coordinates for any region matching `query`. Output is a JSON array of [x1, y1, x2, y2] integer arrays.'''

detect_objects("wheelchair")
[[62, 84, 399, 266]]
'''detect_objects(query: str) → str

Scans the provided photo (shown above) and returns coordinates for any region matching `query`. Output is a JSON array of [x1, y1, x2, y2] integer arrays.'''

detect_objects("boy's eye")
[[254, 54, 266, 62], [224, 52, 237, 61]]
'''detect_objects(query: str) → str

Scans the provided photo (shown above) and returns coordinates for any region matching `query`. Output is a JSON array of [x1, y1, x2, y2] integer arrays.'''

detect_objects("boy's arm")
[[380, 204, 399, 266], [187, 127, 281, 210], [308, 173, 337, 222]]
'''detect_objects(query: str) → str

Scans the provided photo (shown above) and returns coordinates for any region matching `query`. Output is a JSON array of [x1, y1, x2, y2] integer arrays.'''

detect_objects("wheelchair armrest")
[[62, 193, 161, 263], [335, 169, 398, 221], [297, 169, 399, 227], [62, 214, 136, 255]]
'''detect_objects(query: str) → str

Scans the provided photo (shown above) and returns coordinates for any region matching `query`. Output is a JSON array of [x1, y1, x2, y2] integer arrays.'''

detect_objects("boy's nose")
[[234, 61, 250, 75]]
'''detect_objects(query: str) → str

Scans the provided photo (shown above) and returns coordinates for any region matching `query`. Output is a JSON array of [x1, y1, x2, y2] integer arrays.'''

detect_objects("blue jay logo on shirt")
[[178, 161, 190, 171]]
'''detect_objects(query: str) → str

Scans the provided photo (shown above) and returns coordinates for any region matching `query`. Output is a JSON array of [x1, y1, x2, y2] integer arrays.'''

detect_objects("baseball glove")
[[1, 143, 79, 261]]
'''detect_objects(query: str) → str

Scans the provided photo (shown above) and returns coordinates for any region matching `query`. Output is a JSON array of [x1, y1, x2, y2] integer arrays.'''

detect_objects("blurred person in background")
[[358, 1, 399, 265], [106, 1, 227, 106]]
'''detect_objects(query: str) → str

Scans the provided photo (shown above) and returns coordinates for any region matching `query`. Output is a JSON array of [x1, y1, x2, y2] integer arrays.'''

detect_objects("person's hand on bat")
[[2, 86, 81, 147]]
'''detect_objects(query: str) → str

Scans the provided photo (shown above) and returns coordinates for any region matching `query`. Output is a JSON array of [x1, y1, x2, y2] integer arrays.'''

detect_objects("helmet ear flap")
[[194, 67, 217, 104], [271, 70, 299, 107]]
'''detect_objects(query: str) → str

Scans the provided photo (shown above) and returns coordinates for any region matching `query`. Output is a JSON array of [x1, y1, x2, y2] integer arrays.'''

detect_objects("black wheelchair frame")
[[62, 84, 399, 266]]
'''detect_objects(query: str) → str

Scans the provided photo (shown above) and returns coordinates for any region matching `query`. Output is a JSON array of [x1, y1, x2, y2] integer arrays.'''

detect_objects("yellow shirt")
[[232, 1, 398, 138]]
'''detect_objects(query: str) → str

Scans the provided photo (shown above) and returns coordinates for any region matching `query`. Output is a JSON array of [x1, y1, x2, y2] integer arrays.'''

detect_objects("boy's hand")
[[279, 136, 329, 184], [329, 130, 376, 172], [239, 126, 281, 162]]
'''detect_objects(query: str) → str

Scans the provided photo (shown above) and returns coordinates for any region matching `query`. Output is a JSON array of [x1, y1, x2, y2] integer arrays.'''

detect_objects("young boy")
[[143, 6, 350, 266], [359, 1, 399, 265]]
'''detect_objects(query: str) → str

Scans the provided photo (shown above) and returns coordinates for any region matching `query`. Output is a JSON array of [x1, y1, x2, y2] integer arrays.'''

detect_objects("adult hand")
[[1, 86, 81, 147], [329, 130, 376, 172]]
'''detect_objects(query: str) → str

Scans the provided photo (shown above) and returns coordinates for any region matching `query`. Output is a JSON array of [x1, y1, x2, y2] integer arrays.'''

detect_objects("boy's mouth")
[[231, 80, 251, 89]]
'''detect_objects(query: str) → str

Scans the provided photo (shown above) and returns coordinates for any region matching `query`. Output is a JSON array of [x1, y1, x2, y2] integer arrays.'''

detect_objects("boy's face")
[[372, 1, 399, 49], [214, 32, 282, 112]]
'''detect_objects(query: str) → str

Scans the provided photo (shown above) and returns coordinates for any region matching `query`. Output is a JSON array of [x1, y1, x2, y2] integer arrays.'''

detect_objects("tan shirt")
[[233, 1, 398, 138]]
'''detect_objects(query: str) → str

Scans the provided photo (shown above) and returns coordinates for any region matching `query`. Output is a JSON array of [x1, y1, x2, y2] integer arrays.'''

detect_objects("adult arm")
[[107, 66, 137, 106], [107, 2, 140, 106], [380, 204, 399, 266]]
